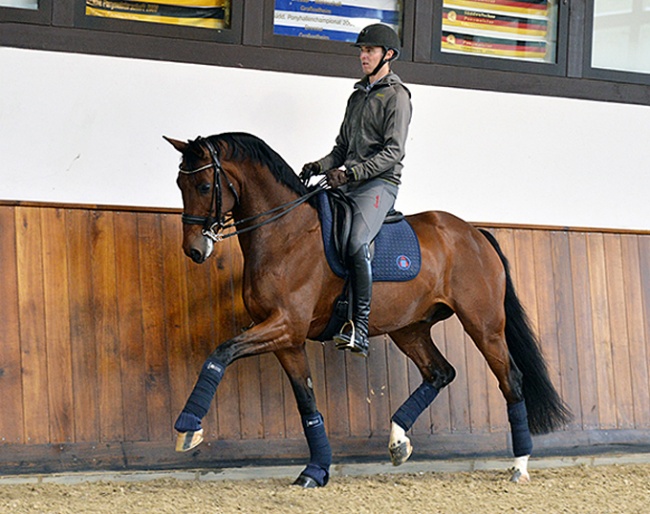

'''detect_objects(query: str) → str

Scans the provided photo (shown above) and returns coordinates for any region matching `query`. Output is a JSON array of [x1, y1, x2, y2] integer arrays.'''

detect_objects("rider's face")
[[359, 45, 393, 76]]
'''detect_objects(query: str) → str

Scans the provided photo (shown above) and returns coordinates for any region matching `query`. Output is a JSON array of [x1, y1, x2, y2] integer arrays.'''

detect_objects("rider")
[[301, 23, 412, 358]]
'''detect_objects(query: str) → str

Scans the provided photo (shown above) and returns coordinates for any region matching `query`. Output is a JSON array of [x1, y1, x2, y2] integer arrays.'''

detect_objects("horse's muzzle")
[[185, 234, 214, 264]]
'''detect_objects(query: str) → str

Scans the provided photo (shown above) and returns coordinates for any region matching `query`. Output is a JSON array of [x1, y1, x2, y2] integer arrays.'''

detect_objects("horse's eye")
[[199, 183, 211, 195]]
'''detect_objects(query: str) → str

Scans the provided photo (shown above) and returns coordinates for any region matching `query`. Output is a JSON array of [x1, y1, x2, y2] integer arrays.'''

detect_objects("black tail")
[[479, 229, 573, 434]]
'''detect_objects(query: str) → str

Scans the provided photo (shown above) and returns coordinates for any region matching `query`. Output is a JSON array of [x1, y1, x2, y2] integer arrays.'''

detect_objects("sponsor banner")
[[443, 8, 548, 37], [443, 0, 548, 16], [85, 0, 230, 29], [273, 0, 401, 42], [442, 31, 547, 59]]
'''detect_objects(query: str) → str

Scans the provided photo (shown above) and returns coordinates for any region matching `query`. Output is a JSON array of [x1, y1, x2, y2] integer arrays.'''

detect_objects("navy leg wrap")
[[391, 381, 439, 432], [508, 400, 533, 457], [301, 412, 332, 486], [174, 359, 226, 432]]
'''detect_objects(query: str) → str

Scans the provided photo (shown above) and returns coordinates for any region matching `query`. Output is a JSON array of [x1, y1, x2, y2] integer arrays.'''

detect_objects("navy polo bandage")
[[175, 358, 226, 431], [300, 412, 332, 486], [508, 400, 533, 457], [391, 382, 439, 432]]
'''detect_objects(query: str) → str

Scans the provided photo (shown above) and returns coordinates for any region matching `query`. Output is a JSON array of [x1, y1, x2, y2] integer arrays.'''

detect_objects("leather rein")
[[179, 137, 322, 242]]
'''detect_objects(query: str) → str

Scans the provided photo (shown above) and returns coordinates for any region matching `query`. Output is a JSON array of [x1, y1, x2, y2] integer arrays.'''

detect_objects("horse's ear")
[[163, 136, 188, 154]]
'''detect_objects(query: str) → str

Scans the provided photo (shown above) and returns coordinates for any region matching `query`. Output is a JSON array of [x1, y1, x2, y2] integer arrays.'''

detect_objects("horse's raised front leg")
[[275, 346, 332, 488], [174, 312, 298, 451], [388, 323, 457, 466]]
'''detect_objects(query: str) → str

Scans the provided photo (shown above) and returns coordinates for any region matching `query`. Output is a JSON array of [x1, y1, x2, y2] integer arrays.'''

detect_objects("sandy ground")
[[1, 463, 649, 513]]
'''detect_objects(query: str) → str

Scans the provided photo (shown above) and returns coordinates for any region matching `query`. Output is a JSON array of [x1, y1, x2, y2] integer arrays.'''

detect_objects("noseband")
[[178, 137, 240, 242]]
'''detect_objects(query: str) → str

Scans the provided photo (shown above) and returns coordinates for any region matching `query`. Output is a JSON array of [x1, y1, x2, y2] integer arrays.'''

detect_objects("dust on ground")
[[1, 463, 649, 513]]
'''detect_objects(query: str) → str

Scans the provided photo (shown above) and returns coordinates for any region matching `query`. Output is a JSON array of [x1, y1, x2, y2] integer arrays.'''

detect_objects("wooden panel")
[[115, 211, 149, 441], [569, 232, 599, 430], [367, 335, 392, 437], [620, 234, 650, 428], [15, 206, 50, 444], [345, 346, 371, 437], [0, 206, 24, 443], [91, 211, 125, 442], [550, 230, 582, 430], [66, 208, 100, 442], [41, 208, 74, 443], [586, 233, 617, 429], [603, 234, 634, 429], [137, 213, 172, 442], [2, 202, 650, 474]]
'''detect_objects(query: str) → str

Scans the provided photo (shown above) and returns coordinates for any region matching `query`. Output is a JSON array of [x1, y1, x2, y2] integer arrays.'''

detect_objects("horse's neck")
[[233, 177, 319, 256]]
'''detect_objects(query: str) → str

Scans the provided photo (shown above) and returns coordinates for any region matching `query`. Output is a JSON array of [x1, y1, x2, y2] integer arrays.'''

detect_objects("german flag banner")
[[85, 0, 230, 29], [442, 31, 547, 59], [443, 8, 548, 37], [443, 0, 548, 16]]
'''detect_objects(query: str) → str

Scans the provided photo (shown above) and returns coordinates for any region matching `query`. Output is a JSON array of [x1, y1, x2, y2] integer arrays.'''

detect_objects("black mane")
[[190, 132, 312, 199]]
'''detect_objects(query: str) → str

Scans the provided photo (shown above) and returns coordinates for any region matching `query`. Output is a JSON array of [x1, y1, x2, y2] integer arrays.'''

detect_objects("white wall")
[[1, 46, 648, 230]]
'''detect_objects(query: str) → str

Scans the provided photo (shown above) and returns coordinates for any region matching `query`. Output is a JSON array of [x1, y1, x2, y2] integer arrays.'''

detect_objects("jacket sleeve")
[[349, 86, 412, 182], [316, 97, 354, 172]]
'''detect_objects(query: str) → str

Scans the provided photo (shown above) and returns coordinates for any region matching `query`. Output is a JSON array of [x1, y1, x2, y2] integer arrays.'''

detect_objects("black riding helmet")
[[354, 23, 401, 77]]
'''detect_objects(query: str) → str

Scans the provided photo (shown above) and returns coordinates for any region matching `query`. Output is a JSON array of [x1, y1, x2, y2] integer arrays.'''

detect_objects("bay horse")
[[165, 132, 571, 487]]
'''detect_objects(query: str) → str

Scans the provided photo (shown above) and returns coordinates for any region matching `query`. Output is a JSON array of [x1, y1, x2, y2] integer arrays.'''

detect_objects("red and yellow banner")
[[442, 31, 547, 59], [443, 8, 547, 37], [443, 0, 548, 16]]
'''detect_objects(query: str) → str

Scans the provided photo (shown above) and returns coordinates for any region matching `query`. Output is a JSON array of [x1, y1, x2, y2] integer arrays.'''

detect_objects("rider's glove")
[[325, 168, 348, 188], [300, 162, 322, 182]]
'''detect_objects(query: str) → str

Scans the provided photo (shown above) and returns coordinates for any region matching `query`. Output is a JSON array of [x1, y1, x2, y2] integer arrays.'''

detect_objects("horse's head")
[[165, 136, 240, 264]]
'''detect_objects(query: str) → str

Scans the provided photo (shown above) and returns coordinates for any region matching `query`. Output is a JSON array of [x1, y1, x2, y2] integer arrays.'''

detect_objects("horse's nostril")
[[189, 249, 204, 263]]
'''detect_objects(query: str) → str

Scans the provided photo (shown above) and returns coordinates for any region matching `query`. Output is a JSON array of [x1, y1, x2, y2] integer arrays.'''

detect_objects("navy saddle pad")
[[314, 191, 421, 282]]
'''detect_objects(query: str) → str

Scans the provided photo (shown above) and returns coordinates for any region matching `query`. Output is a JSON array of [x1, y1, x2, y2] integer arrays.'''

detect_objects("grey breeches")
[[343, 179, 398, 257]]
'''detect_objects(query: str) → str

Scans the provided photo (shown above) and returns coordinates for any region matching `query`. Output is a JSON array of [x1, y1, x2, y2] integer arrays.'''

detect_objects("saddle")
[[313, 190, 421, 342], [315, 190, 421, 282]]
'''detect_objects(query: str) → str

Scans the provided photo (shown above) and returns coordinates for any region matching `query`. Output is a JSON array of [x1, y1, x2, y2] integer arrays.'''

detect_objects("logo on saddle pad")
[[396, 255, 411, 271], [315, 192, 421, 282]]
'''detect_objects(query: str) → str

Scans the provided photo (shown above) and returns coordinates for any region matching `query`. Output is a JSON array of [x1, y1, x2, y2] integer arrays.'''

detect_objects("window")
[[0, 0, 50, 23], [262, 0, 414, 60], [84, 1, 231, 30], [272, 0, 402, 43], [590, 0, 650, 74], [75, 0, 242, 43], [1, 0, 37, 8], [430, 0, 568, 76]]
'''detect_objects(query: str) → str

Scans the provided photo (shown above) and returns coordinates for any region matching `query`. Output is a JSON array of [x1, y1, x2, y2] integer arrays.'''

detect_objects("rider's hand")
[[300, 162, 322, 182], [325, 168, 348, 188]]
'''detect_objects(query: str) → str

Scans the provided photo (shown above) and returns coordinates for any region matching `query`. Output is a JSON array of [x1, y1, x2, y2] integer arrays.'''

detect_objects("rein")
[[179, 137, 323, 242]]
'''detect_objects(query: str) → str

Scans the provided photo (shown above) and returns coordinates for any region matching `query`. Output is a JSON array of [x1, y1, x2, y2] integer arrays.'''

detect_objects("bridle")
[[178, 137, 323, 242], [178, 137, 240, 242]]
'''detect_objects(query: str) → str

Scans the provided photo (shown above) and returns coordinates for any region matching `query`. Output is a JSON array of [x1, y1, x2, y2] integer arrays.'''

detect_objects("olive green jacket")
[[317, 71, 412, 185]]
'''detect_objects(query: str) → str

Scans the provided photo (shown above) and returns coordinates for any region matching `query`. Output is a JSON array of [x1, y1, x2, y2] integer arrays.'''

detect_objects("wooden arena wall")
[[1, 202, 649, 474]]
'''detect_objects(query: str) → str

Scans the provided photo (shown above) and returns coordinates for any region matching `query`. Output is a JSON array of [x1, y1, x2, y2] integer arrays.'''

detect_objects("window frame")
[[0, 0, 52, 24], [426, 0, 570, 77], [73, 0, 243, 44], [581, 0, 650, 86]]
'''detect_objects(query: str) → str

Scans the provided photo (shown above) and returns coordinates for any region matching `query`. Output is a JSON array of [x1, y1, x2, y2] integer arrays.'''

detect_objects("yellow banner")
[[86, 1, 230, 29]]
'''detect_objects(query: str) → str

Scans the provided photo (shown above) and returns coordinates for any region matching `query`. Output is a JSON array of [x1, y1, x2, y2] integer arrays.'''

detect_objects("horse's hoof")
[[509, 468, 530, 484], [175, 428, 204, 452], [292, 474, 321, 488], [389, 439, 413, 466]]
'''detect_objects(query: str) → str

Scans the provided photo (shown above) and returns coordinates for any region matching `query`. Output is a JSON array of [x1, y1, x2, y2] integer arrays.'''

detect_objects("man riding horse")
[[301, 23, 412, 358]]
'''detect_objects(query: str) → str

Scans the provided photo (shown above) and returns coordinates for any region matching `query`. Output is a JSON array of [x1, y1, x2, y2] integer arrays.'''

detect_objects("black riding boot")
[[334, 244, 372, 357]]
